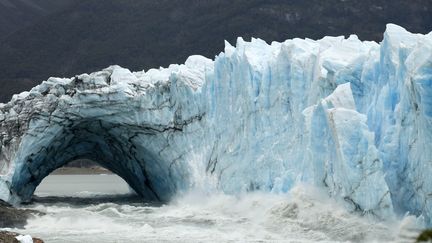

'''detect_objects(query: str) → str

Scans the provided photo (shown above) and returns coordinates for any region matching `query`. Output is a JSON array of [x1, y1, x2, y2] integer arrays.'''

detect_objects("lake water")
[[3, 174, 423, 242]]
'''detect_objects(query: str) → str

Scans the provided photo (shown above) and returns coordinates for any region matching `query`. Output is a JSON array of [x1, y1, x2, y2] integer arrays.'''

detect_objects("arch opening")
[[9, 119, 178, 203], [35, 159, 133, 198]]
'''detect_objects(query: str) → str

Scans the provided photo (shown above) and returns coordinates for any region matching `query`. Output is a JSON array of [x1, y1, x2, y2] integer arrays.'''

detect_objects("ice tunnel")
[[12, 119, 172, 202], [0, 65, 208, 204]]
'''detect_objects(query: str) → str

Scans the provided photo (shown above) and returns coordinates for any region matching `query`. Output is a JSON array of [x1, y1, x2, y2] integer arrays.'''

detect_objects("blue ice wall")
[[0, 25, 431, 223]]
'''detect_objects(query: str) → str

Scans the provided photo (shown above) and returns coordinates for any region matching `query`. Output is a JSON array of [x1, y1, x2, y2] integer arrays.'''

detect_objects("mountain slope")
[[0, 0, 74, 40], [0, 0, 431, 102]]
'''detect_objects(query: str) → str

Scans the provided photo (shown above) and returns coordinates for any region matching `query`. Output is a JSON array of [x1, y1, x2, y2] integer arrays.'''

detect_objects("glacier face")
[[0, 24, 431, 223]]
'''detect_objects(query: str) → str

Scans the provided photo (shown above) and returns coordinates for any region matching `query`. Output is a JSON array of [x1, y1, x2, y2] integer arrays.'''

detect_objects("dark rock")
[[0, 200, 44, 229], [417, 229, 432, 242], [0, 230, 44, 243]]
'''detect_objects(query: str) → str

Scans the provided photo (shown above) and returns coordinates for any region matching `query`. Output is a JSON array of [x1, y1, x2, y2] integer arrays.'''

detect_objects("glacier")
[[0, 24, 431, 224]]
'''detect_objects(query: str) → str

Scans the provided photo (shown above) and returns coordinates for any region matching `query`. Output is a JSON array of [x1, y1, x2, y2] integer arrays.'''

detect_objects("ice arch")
[[12, 119, 173, 202], [0, 63, 208, 203]]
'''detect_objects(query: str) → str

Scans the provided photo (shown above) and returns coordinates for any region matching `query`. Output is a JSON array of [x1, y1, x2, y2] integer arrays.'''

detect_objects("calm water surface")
[[34, 174, 132, 197]]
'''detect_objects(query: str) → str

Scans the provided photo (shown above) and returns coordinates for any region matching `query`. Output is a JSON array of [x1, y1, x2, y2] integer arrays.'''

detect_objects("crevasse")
[[0, 24, 431, 224]]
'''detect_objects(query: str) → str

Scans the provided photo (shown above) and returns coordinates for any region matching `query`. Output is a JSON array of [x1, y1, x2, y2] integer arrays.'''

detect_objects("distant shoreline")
[[51, 167, 113, 175]]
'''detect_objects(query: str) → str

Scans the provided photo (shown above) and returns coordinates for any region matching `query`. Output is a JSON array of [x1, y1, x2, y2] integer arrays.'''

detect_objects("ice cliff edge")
[[0, 24, 431, 223]]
